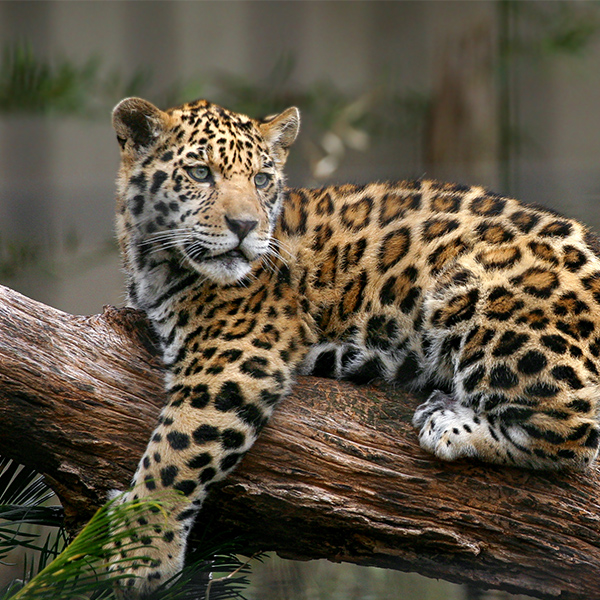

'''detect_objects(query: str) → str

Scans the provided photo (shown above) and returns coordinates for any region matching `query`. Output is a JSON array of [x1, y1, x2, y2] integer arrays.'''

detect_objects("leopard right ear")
[[112, 97, 168, 152]]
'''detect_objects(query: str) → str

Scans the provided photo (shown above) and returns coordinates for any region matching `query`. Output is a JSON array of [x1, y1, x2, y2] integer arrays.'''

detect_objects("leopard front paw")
[[110, 541, 184, 599], [105, 493, 185, 599]]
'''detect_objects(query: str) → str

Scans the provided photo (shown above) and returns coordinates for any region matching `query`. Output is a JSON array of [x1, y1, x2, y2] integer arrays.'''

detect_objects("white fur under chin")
[[193, 255, 253, 285]]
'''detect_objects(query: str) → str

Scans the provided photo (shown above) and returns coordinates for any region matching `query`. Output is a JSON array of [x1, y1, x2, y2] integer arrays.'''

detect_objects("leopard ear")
[[259, 106, 300, 166], [112, 97, 168, 152]]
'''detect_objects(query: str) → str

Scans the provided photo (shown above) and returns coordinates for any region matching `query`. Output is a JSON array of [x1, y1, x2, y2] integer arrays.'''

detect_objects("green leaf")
[[5, 493, 157, 599], [0, 41, 154, 117], [2, 489, 256, 600], [0, 458, 53, 507], [0, 458, 63, 563]]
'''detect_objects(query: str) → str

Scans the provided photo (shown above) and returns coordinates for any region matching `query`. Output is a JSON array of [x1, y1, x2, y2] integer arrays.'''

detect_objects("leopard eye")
[[187, 165, 212, 183], [254, 172, 272, 189]]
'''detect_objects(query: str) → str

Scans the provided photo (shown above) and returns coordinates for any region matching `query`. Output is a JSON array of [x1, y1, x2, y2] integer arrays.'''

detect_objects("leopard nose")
[[225, 216, 258, 241]]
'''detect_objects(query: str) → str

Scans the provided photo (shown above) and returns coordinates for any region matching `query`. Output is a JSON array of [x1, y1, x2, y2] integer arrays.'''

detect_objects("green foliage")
[[145, 543, 253, 600], [209, 54, 428, 179], [501, 0, 600, 58], [0, 460, 251, 599], [0, 458, 62, 566], [497, 0, 600, 193], [213, 52, 428, 139], [540, 3, 600, 56], [0, 42, 430, 180], [0, 42, 151, 117], [0, 239, 40, 281], [6, 493, 164, 600], [0, 42, 98, 115]]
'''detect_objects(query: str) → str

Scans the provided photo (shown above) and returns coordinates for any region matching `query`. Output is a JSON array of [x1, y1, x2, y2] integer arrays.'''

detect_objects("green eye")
[[254, 172, 271, 189], [187, 165, 212, 182]]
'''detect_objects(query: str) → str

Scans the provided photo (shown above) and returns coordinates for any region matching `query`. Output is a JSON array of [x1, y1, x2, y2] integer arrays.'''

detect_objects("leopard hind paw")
[[413, 390, 483, 462]]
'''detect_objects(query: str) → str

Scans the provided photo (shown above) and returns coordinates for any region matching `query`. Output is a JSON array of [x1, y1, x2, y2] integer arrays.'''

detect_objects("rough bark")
[[0, 282, 599, 600]]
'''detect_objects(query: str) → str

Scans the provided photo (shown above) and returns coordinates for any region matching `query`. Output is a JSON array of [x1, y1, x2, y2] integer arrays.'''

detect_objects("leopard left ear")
[[259, 107, 300, 166], [112, 97, 169, 153]]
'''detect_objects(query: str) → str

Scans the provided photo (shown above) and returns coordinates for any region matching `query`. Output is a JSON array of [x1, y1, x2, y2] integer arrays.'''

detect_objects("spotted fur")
[[112, 97, 600, 596]]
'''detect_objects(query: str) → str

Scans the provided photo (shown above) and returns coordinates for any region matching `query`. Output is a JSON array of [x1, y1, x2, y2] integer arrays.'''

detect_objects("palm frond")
[[0, 458, 63, 563], [0, 506, 63, 529], [4, 493, 167, 599], [2, 491, 256, 599], [0, 458, 54, 507], [19, 529, 69, 587], [147, 539, 258, 600]]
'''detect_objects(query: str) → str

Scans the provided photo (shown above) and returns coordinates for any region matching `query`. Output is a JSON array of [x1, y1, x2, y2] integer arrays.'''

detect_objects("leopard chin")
[[187, 250, 254, 285]]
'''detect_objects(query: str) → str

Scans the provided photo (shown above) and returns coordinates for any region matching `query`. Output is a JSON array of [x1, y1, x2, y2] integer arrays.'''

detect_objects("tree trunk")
[[0, 283, 599, 600]]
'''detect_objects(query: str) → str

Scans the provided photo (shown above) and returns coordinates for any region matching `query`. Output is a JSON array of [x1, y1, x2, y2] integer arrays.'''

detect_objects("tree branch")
[[1, 283, 599, 599]]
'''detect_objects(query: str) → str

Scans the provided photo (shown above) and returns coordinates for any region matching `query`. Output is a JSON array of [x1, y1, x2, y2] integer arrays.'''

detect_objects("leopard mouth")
[[219, 248, 245, 260], [207, 248, 252, 272], [183, 242, 253, 269], [180, 239, 265, 284]]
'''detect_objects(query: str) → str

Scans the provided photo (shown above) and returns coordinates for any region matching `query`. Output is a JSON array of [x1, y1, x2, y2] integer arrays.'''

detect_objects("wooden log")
[[0, 282, 599, 599]]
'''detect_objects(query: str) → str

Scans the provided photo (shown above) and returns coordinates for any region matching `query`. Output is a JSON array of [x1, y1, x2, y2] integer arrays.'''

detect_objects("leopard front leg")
[[111, 349, 297, 598]]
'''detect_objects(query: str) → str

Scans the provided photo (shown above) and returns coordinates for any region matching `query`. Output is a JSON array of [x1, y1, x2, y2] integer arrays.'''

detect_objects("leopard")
[[111, 95, 600, 597]]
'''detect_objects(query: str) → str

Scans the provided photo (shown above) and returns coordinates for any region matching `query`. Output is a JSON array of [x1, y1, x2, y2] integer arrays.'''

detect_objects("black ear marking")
[[112, 97, 167, 151]]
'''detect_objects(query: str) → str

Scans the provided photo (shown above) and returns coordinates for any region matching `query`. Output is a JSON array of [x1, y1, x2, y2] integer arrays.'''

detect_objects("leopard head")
[[113, 97, 300, 285]]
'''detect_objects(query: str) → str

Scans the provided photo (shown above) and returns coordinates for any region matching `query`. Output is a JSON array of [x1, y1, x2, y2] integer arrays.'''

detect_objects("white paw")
[[413, 392, 479, 461], [412, 390, 453, 428]]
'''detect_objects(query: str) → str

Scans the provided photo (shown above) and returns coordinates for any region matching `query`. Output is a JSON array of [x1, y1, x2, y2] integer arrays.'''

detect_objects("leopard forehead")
[[162, 101, 274, 175]]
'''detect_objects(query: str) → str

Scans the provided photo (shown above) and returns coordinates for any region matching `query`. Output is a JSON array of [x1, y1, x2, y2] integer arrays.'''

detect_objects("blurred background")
[[2, 1, 599, 598]]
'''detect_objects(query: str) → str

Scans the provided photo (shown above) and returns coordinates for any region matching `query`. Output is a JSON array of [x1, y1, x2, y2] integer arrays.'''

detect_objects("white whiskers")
[[141, 229, 192, 255], [260, 237, 292, 274], [270, 237, 293, 261]]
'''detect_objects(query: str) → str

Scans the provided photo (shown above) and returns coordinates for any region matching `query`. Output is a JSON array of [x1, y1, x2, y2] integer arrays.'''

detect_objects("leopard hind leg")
[[415, 263, 600, 470], [413, 387, 600, 469]]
